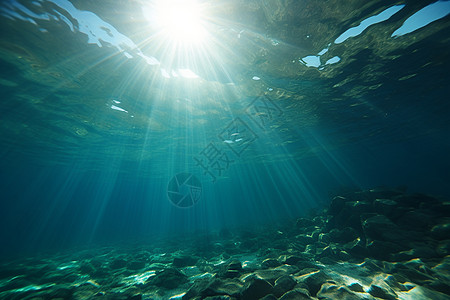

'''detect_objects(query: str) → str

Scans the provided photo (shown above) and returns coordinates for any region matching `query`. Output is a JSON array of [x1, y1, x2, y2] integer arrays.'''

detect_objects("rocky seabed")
[[1, 187, 449, 299]]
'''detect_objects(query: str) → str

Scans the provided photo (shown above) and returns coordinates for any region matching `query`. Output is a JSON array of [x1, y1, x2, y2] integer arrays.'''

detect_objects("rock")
[[146, 268, 188, 289], [262, 258, 281, 269], [227, 260, 242, 271], [393, 194, 425, 208], [284, 255, 307, 265], [73, 283, 101, 299], [127, 260, 146, 271], [317, 282, 361, 300], [394, 265, 434, 283], [173, 255, 198, 268], [317, 246, 336, 260], [396, 211, 432, 231], [362, 215, 402, 242], [431, 223, 450, 240], [404, 258, 434, 275], [392, 246, 437, 261], [273, 275, 296, 297], [218, 260, 244, 279], [223, 269, 240, 278], [311, 230, 322, 241], [127, 293, 142, 300], [271, 239, 289, 250], [367, 240, 404, 260], [359, 259, 386, 272], [373, 199, 398, 217], [338, 251, 352, 261], [44, 286, 75, 299], [367, 284, 397, 300], [344, 238, 367, 257], [426, 280, 450, 295], [109, 258, 127, 270], [431, 256, 450, 274], [328, 196, 346, 215], [432, 202, 450, 217], [255, 265, 295, 284], [318, 233, 330, 243], [384, 274, 409, 291], [293, 261, 318, 270], [347, 282, 364, 293], [241, 278, 273, 300], [366, 187, 405, 200], [296, 270, 332, 296], [79, 262, 96, 275], [279, 288, 312, 300], [347, 201, 373, 214], [304, 244, 316, 255], [203, 296, 236, 300], [328, 227, 358, 243], [295, 234, 314, 245], [183, 277, 215, 299], [259, 295, 277, 300], [436, 240, 450, 257], [210, 279, 243, 297]]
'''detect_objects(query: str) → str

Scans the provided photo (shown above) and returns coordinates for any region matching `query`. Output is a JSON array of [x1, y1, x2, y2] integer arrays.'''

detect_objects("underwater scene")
[[0, 0, 450, 299]]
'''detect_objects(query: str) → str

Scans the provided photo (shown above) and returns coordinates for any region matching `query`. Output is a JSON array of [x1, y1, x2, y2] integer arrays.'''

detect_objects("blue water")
[[0, 0, 449, 259]]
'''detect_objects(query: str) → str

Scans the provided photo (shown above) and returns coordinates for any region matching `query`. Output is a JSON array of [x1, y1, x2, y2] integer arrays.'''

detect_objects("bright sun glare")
[[144, 0, 207, 44]]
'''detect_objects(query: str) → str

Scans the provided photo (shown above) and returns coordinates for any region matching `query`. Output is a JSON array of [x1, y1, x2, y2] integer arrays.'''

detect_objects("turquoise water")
[[0, 0, 449, 258]]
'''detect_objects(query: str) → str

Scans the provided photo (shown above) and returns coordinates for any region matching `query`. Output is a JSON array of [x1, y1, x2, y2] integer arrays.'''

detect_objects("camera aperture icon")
[[167, 173, 202, 208]]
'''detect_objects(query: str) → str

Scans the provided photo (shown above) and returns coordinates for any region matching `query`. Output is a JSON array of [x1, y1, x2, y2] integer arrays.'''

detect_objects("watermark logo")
[[167, 173, 202, 208], [168, 92, 284, 207], [194, 142, 235, 183], [246, 94, 283, 130]]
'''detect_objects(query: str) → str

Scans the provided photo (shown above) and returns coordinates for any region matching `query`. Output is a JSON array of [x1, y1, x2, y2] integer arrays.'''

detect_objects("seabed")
[[1, 187, 449, 300]]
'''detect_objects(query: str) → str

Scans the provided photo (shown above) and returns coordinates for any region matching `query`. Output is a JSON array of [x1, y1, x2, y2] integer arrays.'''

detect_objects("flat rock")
[[362, 215, 404, 243], [203, 296, 236, 300], [255, 268, 288, 284], [241, 278, 273, 300], [146, 268, 188, 289], [210, 278, 243, 297], [431, 223, 450, 240], [317, 282, 361, 300], [173, 255, 198, 268], [183, 277, 215, 299], [373, 199, 398, 216], [347, 282, 364, 293], [227, 260, 243, 271], [273, 275, 297, 297], [368, 284, 397, 300], [127, 260, 146, 271], [436, 240, 450, 256], [367, 240, 405, 260], [396, 211, 432, 231], [284, 255, 308, 265], [260, 295, 277, 300], [327, 227, 358, 243], [296, 270, 332, 296], [279, 288, 312, 300], [392, 246, 437, 261], [109, 258, 127, 270], [262, 258, 281, 269], [328, 196, 346, 215]]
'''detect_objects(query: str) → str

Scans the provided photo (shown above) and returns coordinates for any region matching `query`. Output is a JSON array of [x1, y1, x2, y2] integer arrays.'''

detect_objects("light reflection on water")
[[0, 0, 448, 169]]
